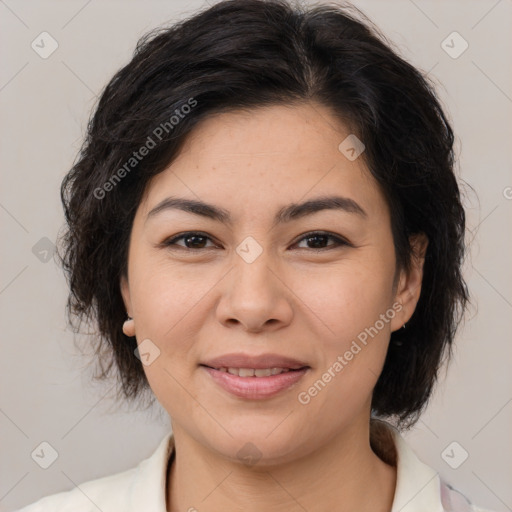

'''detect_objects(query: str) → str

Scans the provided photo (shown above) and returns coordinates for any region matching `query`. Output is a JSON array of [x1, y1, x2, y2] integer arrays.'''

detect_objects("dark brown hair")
[[58, 0, 469, 428]]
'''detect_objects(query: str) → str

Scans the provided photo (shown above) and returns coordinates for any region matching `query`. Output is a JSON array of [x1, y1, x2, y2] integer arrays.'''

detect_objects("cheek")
[[130, 244, 206, 319], [293, 259, 395, 408], [129, 264, 214, 413], [293, 258, 396, 346], [128, 258, 218, 367]]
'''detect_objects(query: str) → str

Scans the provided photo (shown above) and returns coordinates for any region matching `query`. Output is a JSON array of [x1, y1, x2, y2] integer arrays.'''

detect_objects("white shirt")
[[16, 422, 492, 512]]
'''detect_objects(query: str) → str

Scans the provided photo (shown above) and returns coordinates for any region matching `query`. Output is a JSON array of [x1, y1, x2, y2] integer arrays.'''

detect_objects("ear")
[[120, 274, 135, 337], [120, 274, 132, 316], [390, 233, 429, 332]]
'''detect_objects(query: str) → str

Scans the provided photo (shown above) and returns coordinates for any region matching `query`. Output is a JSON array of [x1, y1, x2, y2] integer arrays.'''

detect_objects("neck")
[[166, 419, 397, 512]]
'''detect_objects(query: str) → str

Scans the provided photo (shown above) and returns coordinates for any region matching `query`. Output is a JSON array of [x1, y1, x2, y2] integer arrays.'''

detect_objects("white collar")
[[124, 422, 464, 512], [386, 424, 444, 511]]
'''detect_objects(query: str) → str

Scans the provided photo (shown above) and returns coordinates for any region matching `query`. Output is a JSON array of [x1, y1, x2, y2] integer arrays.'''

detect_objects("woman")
[[18, 0, 493, 510]]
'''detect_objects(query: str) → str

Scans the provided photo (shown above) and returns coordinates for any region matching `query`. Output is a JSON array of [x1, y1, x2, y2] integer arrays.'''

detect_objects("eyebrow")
[[145, 195, 367, 227]]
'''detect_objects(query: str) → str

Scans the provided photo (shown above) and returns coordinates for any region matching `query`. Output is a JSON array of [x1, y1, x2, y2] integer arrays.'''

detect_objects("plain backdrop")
[[1, 1, 511, 511]]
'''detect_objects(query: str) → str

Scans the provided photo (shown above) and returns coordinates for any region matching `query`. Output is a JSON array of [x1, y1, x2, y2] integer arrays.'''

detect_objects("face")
[[121, 102, 424, 465]]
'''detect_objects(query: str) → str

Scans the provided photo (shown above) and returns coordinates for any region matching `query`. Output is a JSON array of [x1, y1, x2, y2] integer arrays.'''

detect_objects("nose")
[[215, 253, 294, 333]]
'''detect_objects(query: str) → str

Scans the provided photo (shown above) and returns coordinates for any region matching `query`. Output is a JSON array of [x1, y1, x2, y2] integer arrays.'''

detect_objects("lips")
[[200, 353, 311, 399]]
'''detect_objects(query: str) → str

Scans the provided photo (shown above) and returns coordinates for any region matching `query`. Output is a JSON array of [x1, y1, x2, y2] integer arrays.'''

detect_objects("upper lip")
[[201, 353, 310, 370]]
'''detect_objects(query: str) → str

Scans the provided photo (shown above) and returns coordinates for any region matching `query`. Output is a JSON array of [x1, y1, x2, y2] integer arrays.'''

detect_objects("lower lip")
[[201, 366, 309, 400]]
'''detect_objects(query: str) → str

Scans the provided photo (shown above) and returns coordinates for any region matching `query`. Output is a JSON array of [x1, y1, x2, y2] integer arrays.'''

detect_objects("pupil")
[[186, 235, 206, 248], [308, 235, 327, 248]]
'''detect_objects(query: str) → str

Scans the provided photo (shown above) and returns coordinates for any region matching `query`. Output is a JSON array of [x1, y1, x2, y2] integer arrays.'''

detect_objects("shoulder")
[[440, 480, 495, 512], [15, 466, 138, 512], [15, 432, 174, 512], [370, 419, 496, 512]]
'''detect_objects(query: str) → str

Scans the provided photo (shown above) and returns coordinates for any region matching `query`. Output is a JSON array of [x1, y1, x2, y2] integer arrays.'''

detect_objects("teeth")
[[255, 368, 271, 377], [221, 367, 291, 377]]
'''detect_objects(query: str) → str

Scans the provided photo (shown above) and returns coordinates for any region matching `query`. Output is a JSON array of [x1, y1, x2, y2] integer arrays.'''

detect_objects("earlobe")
[[390, 233, 429, 332], [122, 316, 135, 337]]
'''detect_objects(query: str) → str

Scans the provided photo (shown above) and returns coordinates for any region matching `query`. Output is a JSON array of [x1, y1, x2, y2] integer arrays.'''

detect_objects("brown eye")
[[163, 232, 217, 250], [294, 231, 350, 250], [162, 230, 350, 252]]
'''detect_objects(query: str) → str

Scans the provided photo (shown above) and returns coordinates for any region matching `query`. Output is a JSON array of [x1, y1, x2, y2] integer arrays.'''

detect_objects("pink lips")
[[200, 352, 310, 400]]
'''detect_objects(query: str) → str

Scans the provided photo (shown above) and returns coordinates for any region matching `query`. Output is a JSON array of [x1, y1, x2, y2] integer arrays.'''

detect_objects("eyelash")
[[161, 231, 351, 252]]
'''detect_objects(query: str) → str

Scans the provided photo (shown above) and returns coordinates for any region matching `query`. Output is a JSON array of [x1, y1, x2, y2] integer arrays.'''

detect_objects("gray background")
[[1, 0, 511, 511]]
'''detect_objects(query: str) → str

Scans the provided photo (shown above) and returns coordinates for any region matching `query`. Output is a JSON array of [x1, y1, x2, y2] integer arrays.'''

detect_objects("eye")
[[293, 231, 350, 251], [162, 230, 350, 252], [162, 232, 219, 250]]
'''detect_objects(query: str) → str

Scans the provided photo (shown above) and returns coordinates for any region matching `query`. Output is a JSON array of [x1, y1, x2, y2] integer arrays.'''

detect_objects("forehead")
[[139, 102, 387, 222]]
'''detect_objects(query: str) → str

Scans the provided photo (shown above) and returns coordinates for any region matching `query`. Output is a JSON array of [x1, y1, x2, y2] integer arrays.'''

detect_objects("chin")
[[202, 421, 311, 467]]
